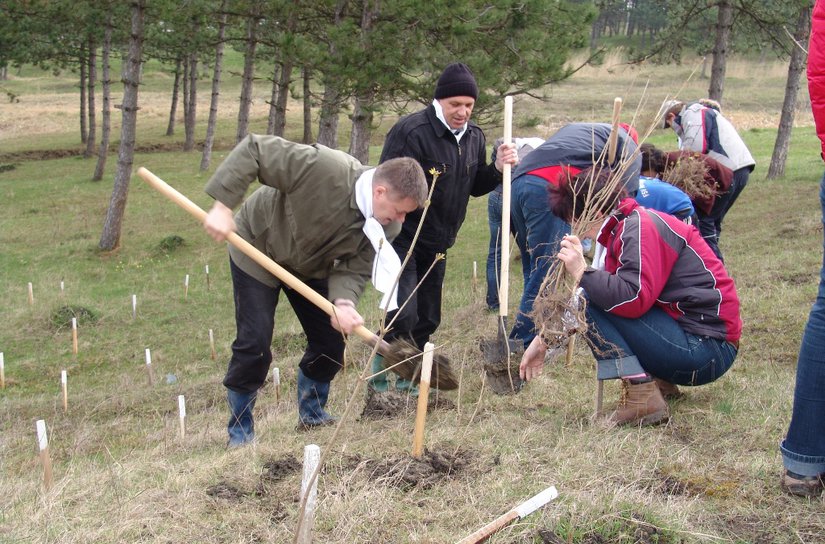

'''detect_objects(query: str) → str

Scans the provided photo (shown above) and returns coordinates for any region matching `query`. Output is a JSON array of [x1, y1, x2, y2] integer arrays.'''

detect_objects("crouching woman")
[[519, 167, 742, 426]]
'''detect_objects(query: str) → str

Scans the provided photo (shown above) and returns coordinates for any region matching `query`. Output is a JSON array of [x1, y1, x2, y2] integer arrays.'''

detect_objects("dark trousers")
[[697, 166, 750, 260], [223, 258, 345, 394], [383, 235, 447, 350]]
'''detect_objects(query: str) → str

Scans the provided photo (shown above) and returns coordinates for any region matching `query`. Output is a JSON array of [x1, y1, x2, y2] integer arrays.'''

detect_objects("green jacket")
[[205, 135, 400, 303]]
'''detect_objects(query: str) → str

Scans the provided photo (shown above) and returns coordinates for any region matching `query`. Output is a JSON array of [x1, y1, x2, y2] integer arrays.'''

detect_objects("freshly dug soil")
[[361, 389, 455, 419], [363, 448, 472, 490]]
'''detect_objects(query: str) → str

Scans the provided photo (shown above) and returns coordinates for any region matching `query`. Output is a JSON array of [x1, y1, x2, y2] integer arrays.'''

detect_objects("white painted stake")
[[131, 294, 137, 320], [61, 370, 68, 413], [209, 328, 216, 361], [178, 395, 186, 439], [205, 264, 211, 290], [145, 348, 155, 385], [297, 444, 321, 544], [272, 367, 280, 402], [36, 419, 53, 490], [184, 274, 190, 299], [27, 282, 33, 306], [71, 317, 78, 355], [0, 352, 5, 389], [60, 280, 65, 294]]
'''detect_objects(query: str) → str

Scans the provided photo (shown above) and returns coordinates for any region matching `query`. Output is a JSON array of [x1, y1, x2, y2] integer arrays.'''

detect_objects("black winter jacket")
[[380, 105, 502, 251]]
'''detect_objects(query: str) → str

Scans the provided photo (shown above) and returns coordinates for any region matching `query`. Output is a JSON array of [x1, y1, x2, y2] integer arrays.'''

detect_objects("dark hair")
[[374, 157, 428, 207], [548, 166, 627, 223], [640, 143, 666, 175]]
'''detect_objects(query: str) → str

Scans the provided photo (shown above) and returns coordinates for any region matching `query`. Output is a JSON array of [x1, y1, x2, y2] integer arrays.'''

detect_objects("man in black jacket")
[[370, 62, 517, 393]]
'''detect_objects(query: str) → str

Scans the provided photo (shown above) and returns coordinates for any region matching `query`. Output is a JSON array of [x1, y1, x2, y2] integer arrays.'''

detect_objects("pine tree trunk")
[[200, 1, 227, 172], [273, 60, 293, 137], [100, 0, 145, 252], [236, 8, 259, 143], [93, 14, 113, 182], [302, 66, 313, 144], [184, 53, 198, 151], [182, 58, 190, 143], [349, 93, 373, 164], [266, 62, 281, 134], [166, 57, 182, 136], [317, 85, 340, 149], [80, 47, 88, 144], [768, 4, 812, 180], [84, 40, 97, 158], [708, 0, 733, 102]]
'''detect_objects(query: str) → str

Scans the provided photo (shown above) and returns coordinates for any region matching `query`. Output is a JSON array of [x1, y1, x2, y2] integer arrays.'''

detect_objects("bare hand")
[[558, 235, 586, 281], [519, 336, 547, 381], [330, 300, 364, 334], [494, 142, 518, 173], [204, 200, 236, 242]]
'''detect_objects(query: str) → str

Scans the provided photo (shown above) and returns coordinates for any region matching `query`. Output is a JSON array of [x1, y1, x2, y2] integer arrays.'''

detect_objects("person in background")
[[507, 123, 641, 351], [659, 98, 755, 260], [368, 62, 517, 394], [637, 143, 696, 223], [519, 166, 742, 426], [486, 137, 544, 312], [203, 135, 427, 444], [779, 0, 825, 497]]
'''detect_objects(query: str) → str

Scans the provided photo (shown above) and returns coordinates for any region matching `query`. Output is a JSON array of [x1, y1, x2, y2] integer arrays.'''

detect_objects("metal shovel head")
[[479, 335, 525, 395]]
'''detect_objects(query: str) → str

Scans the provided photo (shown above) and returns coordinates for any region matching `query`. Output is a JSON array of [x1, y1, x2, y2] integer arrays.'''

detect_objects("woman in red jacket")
[[519, 167, 742, 426]]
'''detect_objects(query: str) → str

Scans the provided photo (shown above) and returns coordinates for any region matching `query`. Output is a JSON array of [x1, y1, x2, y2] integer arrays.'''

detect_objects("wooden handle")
[[606, 97, 623, 164], [499, 96, 513, 318], [136, 167, 389, 353], [456, 510, 519, 544]]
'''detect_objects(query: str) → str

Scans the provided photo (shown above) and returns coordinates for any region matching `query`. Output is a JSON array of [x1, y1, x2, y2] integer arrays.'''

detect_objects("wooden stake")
[[205, 264, 211, 290], [0, 352, 5, 389], [499, 96, 513, 317], [472, 261, 478, 290], [71, 317, 78, 356], [60, 280, 65, 295], [209, 328, 216, 361], [27, 282, 33, 306], [184, 274, 189, 299], [36, 420, 53, 490], [145, 348, 155, 386], [131, 294, 137, 320], [296, 444, 321, 544], [412, 342, 435, 458], [178, 395, 186, 440], [272, 367, 280, 402], [61, 370, 68, 413]]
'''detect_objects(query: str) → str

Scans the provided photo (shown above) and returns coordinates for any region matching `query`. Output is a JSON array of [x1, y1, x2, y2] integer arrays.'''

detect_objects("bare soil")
[[360, 448, 473, 490], [360, 389, 455, 419]]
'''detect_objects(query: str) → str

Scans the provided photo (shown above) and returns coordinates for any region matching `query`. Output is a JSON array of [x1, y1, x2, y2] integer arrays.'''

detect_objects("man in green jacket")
[[204, 135, 427, 445]]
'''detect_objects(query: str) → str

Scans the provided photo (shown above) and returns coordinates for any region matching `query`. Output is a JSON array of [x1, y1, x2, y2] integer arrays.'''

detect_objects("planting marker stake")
[[0, 352, 4, 389], [71, 317, 78, 356], [27, 282, 33, 306], [36, 420, 54, 490], [178, 395, 186, 440], [145, 348, 155, 386], [209, 329, 216, 361], [61, 370, 68, 413], [411, 342, 435, 458], [297, 444, 321, 544]]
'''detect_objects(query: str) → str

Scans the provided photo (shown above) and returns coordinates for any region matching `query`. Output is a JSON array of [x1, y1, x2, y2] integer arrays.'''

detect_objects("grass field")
[[1, 51, 825, 543]]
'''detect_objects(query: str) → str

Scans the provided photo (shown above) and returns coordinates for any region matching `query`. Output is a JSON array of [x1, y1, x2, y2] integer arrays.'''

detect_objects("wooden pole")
[[178, 395, 186, 440], [296, 444, 321, 544], [209, 329, 217, 361], [27, 282, 33, 306], [272, 367, 280, 402], [0, 352, 5, 389], [411, 342, 435, 458], [145, 348, 155, 386], [60, 280, 65, 295], [472, 261, 478, 291], [498, 96, 513, 321], [36, 420, 53, 490], [71, 317, 78, 356], [61, 370, 68, 414], [184, 274, 189, 300], [205, 264, 211, 290], [131, 294, 137, 320]]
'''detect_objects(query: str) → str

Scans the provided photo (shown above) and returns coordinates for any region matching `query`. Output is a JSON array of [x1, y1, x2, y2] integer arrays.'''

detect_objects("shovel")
[[136, 167, 458, 390], [455, 485, 559, 544], [479, 96, 524, 394]]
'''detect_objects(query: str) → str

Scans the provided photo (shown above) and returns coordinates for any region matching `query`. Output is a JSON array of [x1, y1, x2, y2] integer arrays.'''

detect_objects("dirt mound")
[[205, 481, 245, 501], [363, 448, 472, 490], [261, 456, 301, 483], [361, 389, 455, 419]]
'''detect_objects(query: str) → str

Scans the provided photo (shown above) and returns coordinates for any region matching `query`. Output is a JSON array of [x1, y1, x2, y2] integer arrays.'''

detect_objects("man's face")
[[438, 96, 475, 129], [372, 185, 419, 225]]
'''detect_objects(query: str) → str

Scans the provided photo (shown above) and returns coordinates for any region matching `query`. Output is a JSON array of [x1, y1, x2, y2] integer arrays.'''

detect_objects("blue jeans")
[[486, 186, 503, 310], [509, 175, 570, 348], [586, 304, 737, 385], [781, 173, 825, 477]]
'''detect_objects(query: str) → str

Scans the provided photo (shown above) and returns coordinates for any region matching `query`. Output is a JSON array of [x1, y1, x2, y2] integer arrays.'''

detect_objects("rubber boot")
[[653, 378, 683, 400], [297, 368, 336, 430], [227, 388, 257, 447], [607, 379, 669, 426], [395, 376, 419, 396], [368, 354, 390, 393]]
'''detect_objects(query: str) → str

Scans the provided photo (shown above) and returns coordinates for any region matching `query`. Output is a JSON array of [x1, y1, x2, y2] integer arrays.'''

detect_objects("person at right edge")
[[779, 0, 825, 498], [368, 62, 517, 394]]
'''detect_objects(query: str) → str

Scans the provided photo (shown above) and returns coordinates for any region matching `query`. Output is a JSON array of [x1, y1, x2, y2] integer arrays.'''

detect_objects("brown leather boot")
[[607, 380, 670, 426], [654, 378, 683, 399]]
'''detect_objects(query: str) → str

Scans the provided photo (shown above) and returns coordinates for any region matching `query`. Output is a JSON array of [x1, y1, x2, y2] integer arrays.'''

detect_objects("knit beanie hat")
[[434, 63, 479, 100]]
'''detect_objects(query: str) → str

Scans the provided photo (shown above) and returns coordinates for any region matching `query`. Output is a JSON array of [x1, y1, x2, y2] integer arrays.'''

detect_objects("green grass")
[[1, 53, 825, 543]]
